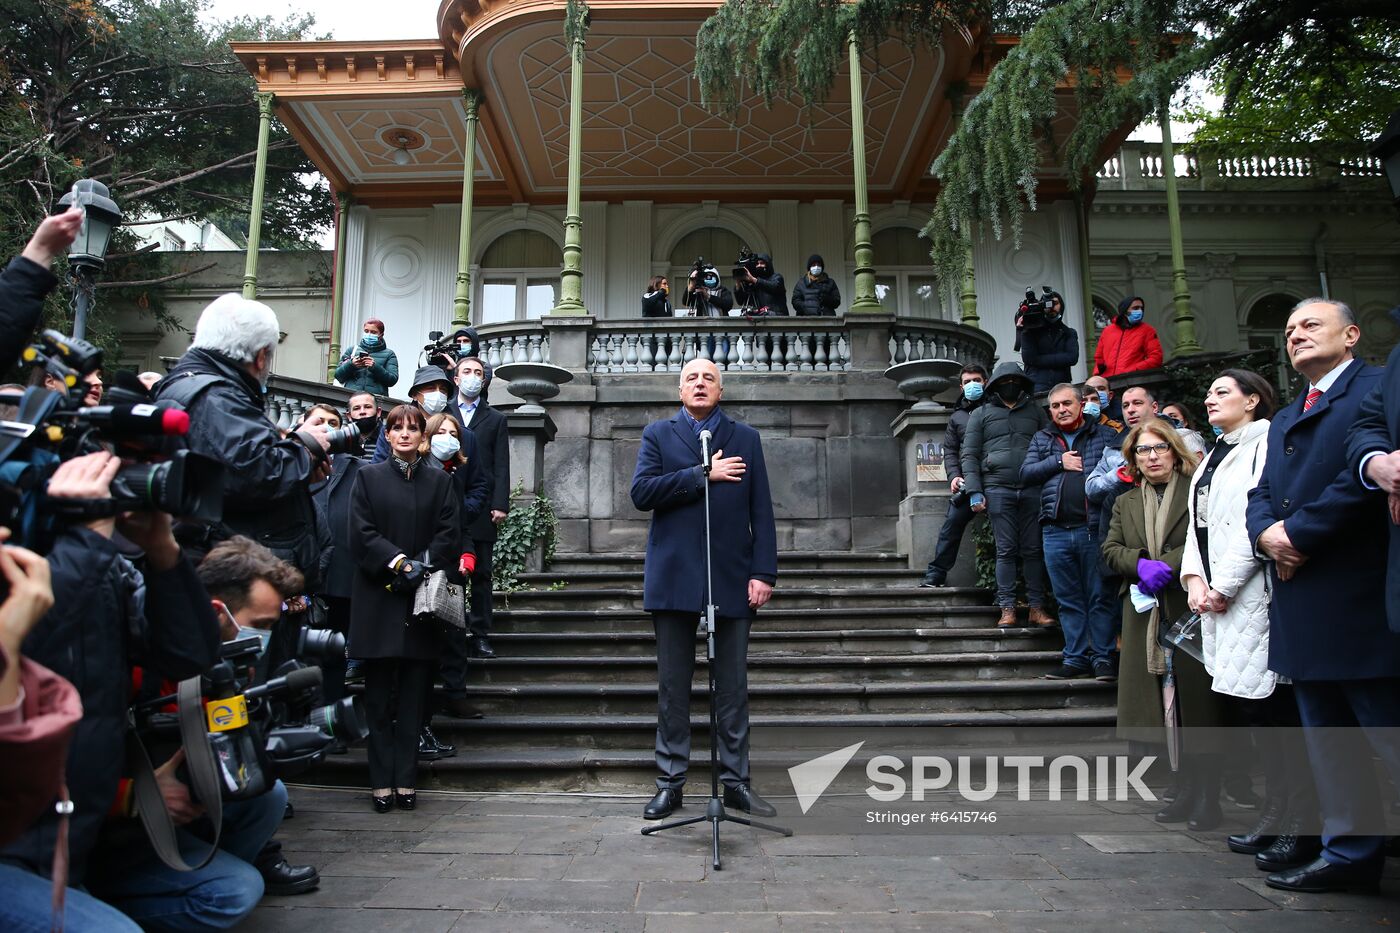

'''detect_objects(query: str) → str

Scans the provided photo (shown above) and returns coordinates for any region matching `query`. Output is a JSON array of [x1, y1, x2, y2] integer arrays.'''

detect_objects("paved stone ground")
[[243, 786, 1400, 931]]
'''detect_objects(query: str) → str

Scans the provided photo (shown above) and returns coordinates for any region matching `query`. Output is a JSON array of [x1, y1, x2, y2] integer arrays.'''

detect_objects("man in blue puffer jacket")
[[1020, 382, 1120, 682]]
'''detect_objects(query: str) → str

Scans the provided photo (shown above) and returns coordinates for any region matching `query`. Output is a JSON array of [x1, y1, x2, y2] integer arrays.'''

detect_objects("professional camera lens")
[[297, 626, 345, 663], [323, 424, 365, 455], [107, 449, 225, 522], [308, 696, 368, 743]]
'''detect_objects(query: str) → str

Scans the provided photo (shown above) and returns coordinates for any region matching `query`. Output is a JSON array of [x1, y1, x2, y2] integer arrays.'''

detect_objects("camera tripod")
[[640, 430, 791, 870]]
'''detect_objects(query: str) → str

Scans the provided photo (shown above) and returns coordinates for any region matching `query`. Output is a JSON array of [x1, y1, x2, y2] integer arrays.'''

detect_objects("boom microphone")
[[76, 403, 190, 436], [244, 665, 322, 701]]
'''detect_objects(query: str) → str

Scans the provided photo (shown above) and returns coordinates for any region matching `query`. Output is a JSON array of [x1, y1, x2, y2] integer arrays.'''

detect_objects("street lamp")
[[56, 179, 123, 339], [1374, 108, 1400, 205]]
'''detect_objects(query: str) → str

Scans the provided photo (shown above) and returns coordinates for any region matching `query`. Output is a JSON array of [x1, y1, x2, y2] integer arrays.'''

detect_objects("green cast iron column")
[[242, 91, 275, 300], [552, 4, 589, 316], [1075, 192, 1096, 359], [453, 90, 483, 328], [847, 34, 881, 312], [959, 245, 979, 327], [326, 191, 351, 382], [1160, 108, 1202, 354]]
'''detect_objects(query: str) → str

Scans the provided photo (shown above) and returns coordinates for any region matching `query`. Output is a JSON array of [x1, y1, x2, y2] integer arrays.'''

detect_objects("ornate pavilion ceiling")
[[233, 2, 1124, 207]]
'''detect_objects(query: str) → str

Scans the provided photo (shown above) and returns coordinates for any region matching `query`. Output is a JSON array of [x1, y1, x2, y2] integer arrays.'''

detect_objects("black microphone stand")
[[641, 431, 791, 869]]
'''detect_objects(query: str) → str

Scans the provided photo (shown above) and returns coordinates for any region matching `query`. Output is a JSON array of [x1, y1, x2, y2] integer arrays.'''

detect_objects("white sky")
[[202, 0, 441, 40]]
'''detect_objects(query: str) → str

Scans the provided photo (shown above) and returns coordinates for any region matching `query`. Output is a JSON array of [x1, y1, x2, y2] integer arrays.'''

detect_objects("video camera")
[[133, 626, 367, 800], [731, 245, 760, 281], [422, 327, 480, 372], [0, 331, 226, 551], [1017, 286, 1062, 330], [688, 257, 720, 292]]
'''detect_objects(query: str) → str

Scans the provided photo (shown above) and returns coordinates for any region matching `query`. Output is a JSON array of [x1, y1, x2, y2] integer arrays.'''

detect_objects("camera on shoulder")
[[1017, 286, 1061, 330]]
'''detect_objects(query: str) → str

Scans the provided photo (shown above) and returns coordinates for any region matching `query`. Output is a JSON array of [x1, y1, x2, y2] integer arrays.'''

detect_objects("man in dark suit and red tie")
[[1247, 298, 1400, 893], [630, 358, 778, 821]]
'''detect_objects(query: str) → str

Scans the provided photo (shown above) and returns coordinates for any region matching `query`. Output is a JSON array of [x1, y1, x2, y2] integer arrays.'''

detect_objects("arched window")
[[668, 228, 750, 309], [871, 228, 946, 319], [1246, 293, 1302, 399], [477, 230, 562, 325]]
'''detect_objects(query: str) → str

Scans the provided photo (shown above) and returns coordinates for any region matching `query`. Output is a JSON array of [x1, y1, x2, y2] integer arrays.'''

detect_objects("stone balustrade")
[[586, 318, 852, 374], [1095, 141, 1382, 190]]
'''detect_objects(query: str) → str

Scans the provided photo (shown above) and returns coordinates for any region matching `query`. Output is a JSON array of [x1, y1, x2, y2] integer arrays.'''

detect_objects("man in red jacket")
[[1094, 296, 1165, 377]]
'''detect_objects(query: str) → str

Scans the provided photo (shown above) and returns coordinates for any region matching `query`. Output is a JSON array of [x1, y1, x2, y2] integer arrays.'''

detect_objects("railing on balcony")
[[476, 327, 552, 368], [888, 322, 993, 369], [586, 318, 851, 373], [1095, 142, 1383, 190]]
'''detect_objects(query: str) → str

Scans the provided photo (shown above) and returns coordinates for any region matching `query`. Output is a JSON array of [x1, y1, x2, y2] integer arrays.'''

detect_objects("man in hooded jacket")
[[1015, 291, 1079, 394], [734, 253, 786, 315], [1095, 296, 1165, 377]]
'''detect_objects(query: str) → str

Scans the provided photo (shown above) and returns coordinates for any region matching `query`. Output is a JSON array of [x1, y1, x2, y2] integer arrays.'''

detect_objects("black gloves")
[[387, 558, 427, 594]]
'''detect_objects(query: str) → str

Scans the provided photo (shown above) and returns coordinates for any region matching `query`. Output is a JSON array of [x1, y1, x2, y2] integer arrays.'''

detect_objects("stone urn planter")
[[493, 362, 574, 414], [882, 358, 963, 411]]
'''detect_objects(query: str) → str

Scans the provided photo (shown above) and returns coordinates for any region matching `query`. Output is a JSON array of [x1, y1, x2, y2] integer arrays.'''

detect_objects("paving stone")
[[494, 879, 641, 913], [367, 878, 510, 911], [1077, 832, 1218, 853], [241, 907, 464, 932], [410, 832, 525, 854], [933, 853, 1062, 880], [453, 911, 646, 932], [1038, 850, 1246, 880], [762, 881, 897, 913], [563, 851, 706, 882], [995, 834, 1095, 855], [430, 814, 599, 834], [319, 851, 458, 878], [1233, 875, 1400, 911], [852, 833, 1009, 856], [994, 909, 1236, 932], [704, 855, 777, 882], [636, 880, 767, 912], [1027, 877, 1275, 911], [1210, 907, 1395, 930], [647, 914, 781, 932], [435, 855, 575, 880], [258, 875, 391, 909], [778, 913, 1002, 932], [513, 834, 602, 856], [273, 828, 422, 852], [766, 854, 956, 882], [887, 879, 1048, 911]]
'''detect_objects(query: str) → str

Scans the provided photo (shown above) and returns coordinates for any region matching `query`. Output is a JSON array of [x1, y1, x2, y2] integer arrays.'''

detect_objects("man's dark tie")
[[1303, 388, 1322, 412]]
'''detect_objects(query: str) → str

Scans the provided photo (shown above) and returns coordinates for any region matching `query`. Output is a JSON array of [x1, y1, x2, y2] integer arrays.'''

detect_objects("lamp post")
[[56, 179, 123, 340], [1374, 109, 1400, 205]]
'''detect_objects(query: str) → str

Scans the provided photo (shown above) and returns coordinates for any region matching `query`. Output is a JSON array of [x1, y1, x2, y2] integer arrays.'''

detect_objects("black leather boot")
[[1156, 761, 1196, 823], [1228, 796, 1287, 854], [1255, 817, 1323, 872], [1187, 753, 1223, 831]]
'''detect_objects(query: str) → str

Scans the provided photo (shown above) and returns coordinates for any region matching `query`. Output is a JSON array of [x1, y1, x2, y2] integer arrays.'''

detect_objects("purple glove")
[[1136, 558, 1173, 596]]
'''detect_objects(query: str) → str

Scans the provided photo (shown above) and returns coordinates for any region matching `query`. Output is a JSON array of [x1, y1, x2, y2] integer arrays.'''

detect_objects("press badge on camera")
[[205, 695, 249, 732]]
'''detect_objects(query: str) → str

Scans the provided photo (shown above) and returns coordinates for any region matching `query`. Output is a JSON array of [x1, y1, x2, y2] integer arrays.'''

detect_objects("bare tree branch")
[[122, 139, 298, 199], [97, 261, 218, 289]]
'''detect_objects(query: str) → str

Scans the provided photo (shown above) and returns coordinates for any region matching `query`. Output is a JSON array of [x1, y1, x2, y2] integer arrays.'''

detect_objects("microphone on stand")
[[699, 429, 713, 475]]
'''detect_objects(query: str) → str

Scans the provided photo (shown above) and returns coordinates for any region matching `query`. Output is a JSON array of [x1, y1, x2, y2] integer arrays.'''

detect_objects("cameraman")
[[1, 208, 83, 369], [1014, 290, 1079, 395], [156, 294, 330, 586], [734, 253, 787, 316], [682, 261, 733, 318], [0, 452, 225, 930]]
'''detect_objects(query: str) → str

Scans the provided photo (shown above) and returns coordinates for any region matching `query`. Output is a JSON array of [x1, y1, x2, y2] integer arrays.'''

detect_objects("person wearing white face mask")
[[450, 356, 511, 665], [370, 365, 480, 476], [790, 254, 842, 316]]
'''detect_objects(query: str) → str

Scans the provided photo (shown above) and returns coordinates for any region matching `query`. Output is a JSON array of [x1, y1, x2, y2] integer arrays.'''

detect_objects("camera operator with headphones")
[[1015, 287, 1080, 395], [0, 452, 227, 931], [682, 259, 734, 318]]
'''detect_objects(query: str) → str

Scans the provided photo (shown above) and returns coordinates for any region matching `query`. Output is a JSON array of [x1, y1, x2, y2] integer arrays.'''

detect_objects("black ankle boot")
[[1188, 754, 1223, 831], [1156, 763, 1197, 823], [1255, 817, 1322, 872], [1228, 796, 1287, 854]]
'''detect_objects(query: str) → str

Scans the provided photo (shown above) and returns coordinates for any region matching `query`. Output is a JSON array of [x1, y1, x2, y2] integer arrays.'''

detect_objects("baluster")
[[273, 399, 292, 431], [491, 338, 506, 369], [736, 333, 753, 371], [608, 334, 625, 372], [836, 334, 851, 371], [623, 333, 639, 373], [514, 335, 530, 364], [781, 332, 797, 372], [528, 334, 544, 363], [798, 332, 814, 371], [754, 331, 770, 371], [588, 336, 604, 371], [696, 332, 712, 363], [813, 333, 828, 372], [638, 332, 655, 372], [724, 332, 739, 371], [888, 334, 901, 365], [666, 332, 682, 372], [539, 334, 551, 364]]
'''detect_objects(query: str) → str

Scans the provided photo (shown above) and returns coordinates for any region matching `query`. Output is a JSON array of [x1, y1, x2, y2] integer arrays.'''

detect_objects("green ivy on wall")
[[492, 482, 559, 594]]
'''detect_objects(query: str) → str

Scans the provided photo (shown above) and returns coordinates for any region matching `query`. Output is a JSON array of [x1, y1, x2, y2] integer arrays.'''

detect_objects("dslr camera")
[[1017, 286, 1061, 330], [0, 331, 226, 551]]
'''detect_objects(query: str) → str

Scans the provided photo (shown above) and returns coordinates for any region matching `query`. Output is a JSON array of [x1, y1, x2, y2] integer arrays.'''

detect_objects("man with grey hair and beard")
[[156, 293, 331, 580]]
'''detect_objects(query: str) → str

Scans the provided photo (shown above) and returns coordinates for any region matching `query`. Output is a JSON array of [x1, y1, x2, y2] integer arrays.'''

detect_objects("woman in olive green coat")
[[1103, 417, 1226, 830]]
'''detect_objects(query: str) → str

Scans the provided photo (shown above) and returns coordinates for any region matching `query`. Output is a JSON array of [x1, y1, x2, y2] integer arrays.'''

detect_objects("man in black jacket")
[[790, 254, 842, 316], [451, 355, 510, 664], [0, 209, 83, 369], [1, 453, 226, 928], [921, 363, 986, 587], [682, 262, 734, 318], [156, 294, 332, 586], [1015, 292, 1080, 394], [734, 253, 786, 315]]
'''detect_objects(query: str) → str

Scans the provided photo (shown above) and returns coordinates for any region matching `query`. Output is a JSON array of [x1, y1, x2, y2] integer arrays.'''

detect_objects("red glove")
[[459, 552, 477, 576], [1116, 466, 1135, 485]]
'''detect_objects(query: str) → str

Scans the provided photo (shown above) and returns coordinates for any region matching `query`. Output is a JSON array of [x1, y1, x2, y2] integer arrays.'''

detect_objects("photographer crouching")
[[1014, 287, 1080, 395], [0, 453, 232, 930]]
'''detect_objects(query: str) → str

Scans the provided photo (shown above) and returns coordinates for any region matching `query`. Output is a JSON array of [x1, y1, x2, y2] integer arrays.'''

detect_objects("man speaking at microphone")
[[630, 358, 778, 820]]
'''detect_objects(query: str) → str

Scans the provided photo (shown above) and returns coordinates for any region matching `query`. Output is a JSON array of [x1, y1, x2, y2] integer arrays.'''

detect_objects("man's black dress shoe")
[[1255, 825, 1322, 872], [1266, 856, 1381, 893], [443, 696, 485, 719], [469, 635, 497, 659], [423, 726, 456, 758], [723, 783, 777, 817], [372, 794, 393, 814], [643, 787, 682, 820], [260, 858, 320, 896]]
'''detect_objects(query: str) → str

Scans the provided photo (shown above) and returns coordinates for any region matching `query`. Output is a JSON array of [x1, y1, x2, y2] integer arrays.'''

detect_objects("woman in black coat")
[[349, 404, 463, 812], [642, 275, 672, 317]]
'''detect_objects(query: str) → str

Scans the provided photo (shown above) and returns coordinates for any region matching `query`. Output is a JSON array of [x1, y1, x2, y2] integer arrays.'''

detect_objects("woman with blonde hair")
[[1103, 417, 1225, 829]]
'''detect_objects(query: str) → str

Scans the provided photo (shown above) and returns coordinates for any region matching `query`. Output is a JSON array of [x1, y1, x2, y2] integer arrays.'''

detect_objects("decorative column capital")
[[1202, 252, 1236, 280], [565, 0, 591, 47], [462, 88, 482, 121], [254, 90, 275, 117]]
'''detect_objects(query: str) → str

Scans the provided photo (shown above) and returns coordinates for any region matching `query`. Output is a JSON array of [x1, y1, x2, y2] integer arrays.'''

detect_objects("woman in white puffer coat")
[[1179, 368, 1278, 837]]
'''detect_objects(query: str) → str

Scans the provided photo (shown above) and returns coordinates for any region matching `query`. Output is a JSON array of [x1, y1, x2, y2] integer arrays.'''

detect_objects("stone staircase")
[[310, 551, 1116, 791]]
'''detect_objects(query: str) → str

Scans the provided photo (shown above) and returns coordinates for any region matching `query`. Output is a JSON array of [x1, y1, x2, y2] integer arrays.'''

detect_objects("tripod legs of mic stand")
[[642, 794, 791, 871]]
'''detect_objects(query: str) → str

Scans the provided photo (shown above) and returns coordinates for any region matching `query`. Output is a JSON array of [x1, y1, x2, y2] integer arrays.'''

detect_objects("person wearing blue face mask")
[[335, 318, 400, 394], [1095, 297, 1165, 378], [921, 364, 988, 587]]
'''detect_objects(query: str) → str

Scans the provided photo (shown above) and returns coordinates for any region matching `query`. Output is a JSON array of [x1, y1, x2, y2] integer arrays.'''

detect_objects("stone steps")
[[493, 604, 1006, 633], [486, 626, 1062, 656], [543, 550, 908, 573], [499, 586, 990, 612]]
